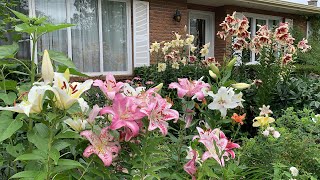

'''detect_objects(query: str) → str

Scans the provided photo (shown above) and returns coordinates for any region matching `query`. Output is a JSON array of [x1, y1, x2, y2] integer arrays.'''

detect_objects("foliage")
[[240, 108, 320, 179]]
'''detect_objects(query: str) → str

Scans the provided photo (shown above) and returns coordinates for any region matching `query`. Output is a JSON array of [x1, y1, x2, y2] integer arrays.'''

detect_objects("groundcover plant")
[[0, 9, 317, 180]]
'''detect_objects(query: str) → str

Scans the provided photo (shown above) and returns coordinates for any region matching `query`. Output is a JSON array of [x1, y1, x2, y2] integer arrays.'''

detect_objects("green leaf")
[[0, 42, 19, 59], [39, 50, 76, 69], [9, 70, 29, 76], [10, 171, 44, 179], [15, 153, 45, 161], [49, 148, 60, 165], [55, 131, 81, 139], [10, 9, 30, 23], [51, 159, 83, 174], [15, 23, 37, 34], [0, 118, 23, 142], [57, 65, 89, 77], [36, 23, 74, 34], [6, 143, 25, 158], [34, 123, 49, 137], [0, 80, 18, 90], [0, 92, 17, 105], [27, 128, 49, 152], [52, 140, 71, 151]]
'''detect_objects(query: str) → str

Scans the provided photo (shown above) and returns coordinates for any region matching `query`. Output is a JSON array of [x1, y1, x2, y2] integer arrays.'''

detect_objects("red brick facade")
[[147, 0, 308, 63]]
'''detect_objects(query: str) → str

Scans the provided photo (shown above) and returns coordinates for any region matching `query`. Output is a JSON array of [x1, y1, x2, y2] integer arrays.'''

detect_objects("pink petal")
[[202, 151, 212, 161], [110, 119, 127, 130], [88, 105, 101, 124], [97, 151, 113, 166], [124, 121, 140, 137], [106, 91, 116, 100], [100, 106, 116, 116], [83, 145, 95, 158]]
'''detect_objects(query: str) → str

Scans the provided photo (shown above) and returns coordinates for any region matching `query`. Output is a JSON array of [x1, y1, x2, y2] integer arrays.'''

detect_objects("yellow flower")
[[231, 83, 251, 90], [253, 116, 275, 127], [150, 41, 160, 54], [157, 63, 166, 72], [172, 62, 180, 69]]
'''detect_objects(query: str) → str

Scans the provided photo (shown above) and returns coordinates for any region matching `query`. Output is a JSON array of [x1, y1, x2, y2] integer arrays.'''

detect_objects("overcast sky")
[[282, 0, 308, 4]]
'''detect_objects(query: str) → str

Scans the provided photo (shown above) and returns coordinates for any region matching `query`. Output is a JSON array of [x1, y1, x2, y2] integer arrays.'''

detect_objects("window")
[[239, 13, 282, 64], [29, 0, 132, 75]]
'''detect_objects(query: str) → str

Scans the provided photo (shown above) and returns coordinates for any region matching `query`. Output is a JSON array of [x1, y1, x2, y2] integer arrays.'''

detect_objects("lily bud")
[[227, 57, 237, 68], [154, 83, 163, 92], [209, 70, 217, 79], [41, 50, 54, 84], [209, 63, 220, 75], [231, 83, 251, 90]]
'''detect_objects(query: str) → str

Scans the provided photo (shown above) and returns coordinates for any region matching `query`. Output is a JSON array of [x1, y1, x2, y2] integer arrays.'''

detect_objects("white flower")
[[289, 167, 299, 177], [64, 118, 87, 132], [157, 63, 167, 72], [231, 83, 251, 90], [262, 130, 270, 137], [0, 85, 53, 116], [190, 44, 197, 53], [172, 62, 180, 69], [266, 127, 275, 132], [259, 105, 273, 116], [272, 131, 281, 138], [185, 35, 195, 45], [232, 92, 245, 108], [52, 69, 93, 110], [186, 147, 202, 164], [78, 98, 89, 113], [122, 83, 145, 97], [207, 87, 239, 118], [180, 57, 187, 65]]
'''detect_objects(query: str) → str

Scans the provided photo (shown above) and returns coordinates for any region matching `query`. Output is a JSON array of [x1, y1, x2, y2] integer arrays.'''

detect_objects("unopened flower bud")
[[273, 131, 281, 138], [231, 83, 251, 90], [262, 130, 269, 137], [209, 63, 220, 75], [209, 70, 217, 79]]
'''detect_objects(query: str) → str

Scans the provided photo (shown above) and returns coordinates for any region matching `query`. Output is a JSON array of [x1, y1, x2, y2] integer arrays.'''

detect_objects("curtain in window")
[[102, 1, 128, 72], [35, 0, 68, 56], [70, 0, 100, 72]]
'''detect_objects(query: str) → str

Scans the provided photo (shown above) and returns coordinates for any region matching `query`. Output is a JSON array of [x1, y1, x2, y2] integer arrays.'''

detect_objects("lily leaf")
[[0, 42, 19, 59]]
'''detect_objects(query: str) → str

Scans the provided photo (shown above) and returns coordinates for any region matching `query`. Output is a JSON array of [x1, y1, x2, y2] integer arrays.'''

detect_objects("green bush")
[[239, 108, 320, 179]]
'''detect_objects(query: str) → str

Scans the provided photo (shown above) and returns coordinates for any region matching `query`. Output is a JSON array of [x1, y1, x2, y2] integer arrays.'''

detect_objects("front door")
[[189, 10, 214, 57]]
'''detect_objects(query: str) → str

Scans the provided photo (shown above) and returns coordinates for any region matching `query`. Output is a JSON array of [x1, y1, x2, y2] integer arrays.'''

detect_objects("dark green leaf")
[[49, 148, 60, 165], [36, 23, 74, 34], [55, 131, 81, 139], [39, 50, 76, 69], [0, 118, 23, 142], [57, 65, 89, 77], [15, 153, 45, 161]]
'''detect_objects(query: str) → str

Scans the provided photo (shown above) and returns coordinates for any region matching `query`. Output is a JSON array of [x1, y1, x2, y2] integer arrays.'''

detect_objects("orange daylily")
[[231, 113, 246, 125]]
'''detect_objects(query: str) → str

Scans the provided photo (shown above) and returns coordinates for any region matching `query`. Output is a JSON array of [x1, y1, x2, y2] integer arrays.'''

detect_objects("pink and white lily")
[[81, 127, 120, 166], [93, 73, 124, 100], [140, 96, 179, 136], [183, 148, 198, 180], [169, 77, 210, 101]]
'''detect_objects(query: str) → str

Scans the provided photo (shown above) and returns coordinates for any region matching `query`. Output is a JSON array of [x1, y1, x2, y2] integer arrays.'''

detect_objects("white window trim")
[[188, 10, 215, 58], [28, 0, 133, 76], [241, 12, 282, 65]]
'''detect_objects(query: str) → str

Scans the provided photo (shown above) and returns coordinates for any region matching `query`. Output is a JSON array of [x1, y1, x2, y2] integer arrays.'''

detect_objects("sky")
[[282, 0, 307, 4]]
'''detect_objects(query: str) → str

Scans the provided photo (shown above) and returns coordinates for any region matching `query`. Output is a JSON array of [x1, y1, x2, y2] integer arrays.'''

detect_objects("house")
[[20, 0, 320, 76]]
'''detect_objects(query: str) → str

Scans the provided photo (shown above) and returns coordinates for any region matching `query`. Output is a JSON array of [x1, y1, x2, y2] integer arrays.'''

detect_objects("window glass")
[[35, 0, 68, 58], [102, 0, 128, 72], [190, 18, 206, 50], [70, 0, 100, 72]]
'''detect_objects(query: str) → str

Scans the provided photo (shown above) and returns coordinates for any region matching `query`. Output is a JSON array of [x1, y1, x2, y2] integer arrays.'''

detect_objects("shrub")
[[239, 108, 320, 179]]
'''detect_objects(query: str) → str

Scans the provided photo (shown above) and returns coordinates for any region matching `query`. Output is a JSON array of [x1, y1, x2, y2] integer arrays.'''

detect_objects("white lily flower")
[[52, 69, 93, 110], [78, 98, 89, 113], [41, 50, 54, 84], [64, 118, 87, 132], [0, 85, 52, 116], [122, 83, 146, 97], [207, 87, 239, 118], [289, 167, 299, 177]]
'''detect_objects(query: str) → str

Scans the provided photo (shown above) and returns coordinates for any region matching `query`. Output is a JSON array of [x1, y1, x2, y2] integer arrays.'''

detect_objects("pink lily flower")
[[169, 78, 210, 101], [183, 149, 198, 180], [194, 127, 240, 167], [140, 96, 179, 136], [80, 127, 120, 166], [100, 94, 145, 141], [93, 73, 124, 100]]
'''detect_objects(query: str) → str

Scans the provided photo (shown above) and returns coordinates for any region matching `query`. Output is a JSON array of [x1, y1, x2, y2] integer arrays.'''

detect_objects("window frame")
[[28, 0, 133, 76], [242, 12, 282, 65]]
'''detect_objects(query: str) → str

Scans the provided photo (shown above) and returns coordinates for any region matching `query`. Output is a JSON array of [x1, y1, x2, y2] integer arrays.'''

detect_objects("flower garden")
[[0, 7, 319, 180]]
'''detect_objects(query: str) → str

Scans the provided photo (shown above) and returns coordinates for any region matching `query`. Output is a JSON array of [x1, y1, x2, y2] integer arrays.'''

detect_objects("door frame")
[[188, 10, 215, 57]]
